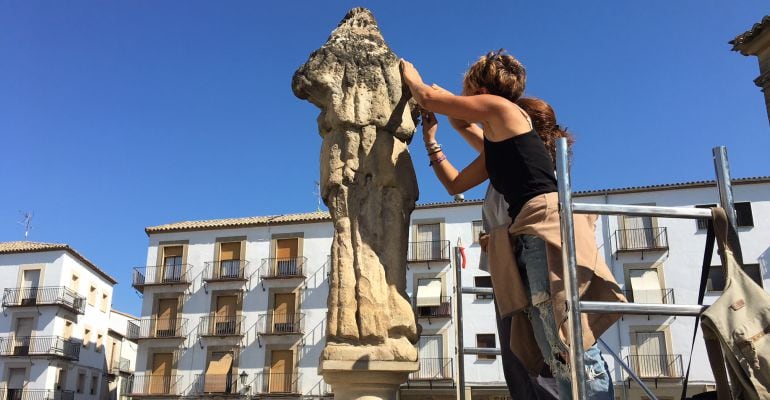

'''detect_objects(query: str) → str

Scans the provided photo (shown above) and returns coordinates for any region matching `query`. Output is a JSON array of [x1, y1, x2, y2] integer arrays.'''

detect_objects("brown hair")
[[463, 49, 526, 102], [515, 97, 575, 163]]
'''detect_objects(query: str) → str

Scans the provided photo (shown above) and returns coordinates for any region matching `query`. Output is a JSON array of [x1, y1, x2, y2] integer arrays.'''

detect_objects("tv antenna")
[[18, 211, 33, 239], [313, 181, 322, 212]]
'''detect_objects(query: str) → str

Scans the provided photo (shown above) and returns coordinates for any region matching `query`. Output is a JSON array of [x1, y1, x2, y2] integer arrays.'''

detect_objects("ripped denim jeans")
[[515, 235, 614, 400]]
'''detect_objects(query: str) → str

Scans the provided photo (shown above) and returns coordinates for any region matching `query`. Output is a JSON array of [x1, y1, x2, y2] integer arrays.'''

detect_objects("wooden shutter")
[[156, 299, 178, 336], [204, 352, 233, 392], [220, 242, 240, 261], [150, 353, 173, 394], [276, 239, 298, 259], [270, 350, 293, 393]]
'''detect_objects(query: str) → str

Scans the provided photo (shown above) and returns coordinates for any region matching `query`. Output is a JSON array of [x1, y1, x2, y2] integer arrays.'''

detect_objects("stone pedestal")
[[320, 360, 419, 400]]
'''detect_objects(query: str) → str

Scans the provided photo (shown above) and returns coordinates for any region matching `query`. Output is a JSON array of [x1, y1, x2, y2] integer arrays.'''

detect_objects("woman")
[[402, 50, 623, 399]]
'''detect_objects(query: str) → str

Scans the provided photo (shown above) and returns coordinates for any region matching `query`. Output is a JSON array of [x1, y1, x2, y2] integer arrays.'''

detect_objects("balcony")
[[407, 240, 450, 263], [204, 260, 248, 282], [414, 296, 452, 319], [127, 374, 181, 397], [0, 336, 79, 361], [251, 373, 301, 396], [193, 374, 242, 396], [625, 354, 683, 379], [132, 265, 191, 292], [198, 315, 245, 337], [408, 357, 453, 382], [259, 257, 306, 280], [2, 287, 85, 315], [0, 389, 75, 400], [257, 313, 305, 335], [126, 318, 187, 340], [110, 357, 131, 375], [623, 289, 675, 305], [615, 227, 669, 256]]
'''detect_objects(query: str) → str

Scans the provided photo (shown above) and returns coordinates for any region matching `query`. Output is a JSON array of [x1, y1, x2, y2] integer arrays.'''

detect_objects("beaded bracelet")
[[427, 148, 443, 156], [429, 155, 447, 167]]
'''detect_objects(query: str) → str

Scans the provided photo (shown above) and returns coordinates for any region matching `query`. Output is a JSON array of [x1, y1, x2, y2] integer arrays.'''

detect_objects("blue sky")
[[1, 1, 768, 315]]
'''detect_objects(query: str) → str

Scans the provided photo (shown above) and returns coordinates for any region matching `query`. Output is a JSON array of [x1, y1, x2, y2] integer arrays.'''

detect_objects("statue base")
[[320, 360, 419, 400]]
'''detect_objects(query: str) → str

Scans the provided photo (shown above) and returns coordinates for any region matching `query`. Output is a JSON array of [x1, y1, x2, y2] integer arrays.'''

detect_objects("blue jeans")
[[515, 235, 614, 400]]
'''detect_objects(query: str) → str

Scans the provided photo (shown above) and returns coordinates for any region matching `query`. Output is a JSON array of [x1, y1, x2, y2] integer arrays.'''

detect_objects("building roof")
[[144, 176, 770, 234], [731, 15, 770, 54], [0, 241, 117, 284], [110, 308, 139, 320]]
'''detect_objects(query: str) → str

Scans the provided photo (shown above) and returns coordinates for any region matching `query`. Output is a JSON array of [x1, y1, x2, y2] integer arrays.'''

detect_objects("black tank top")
[[484, 129, 558, 219]]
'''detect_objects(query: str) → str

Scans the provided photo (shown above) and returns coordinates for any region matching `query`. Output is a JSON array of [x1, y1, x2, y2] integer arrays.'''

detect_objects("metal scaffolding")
[[452, 142, 737, 400]]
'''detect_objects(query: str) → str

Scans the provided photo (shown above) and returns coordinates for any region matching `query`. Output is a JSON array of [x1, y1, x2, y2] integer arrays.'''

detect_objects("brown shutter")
[[220, 242, 240, 261], [151, 353, 173, 394], [270, 350, 293, 393], [275, 239, 298, 259], [204, 352, 233, 392]]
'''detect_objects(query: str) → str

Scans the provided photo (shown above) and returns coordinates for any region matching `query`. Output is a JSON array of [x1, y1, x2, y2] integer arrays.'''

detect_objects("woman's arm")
[[422, 111, 488, 195], [401, 59, 506, 123], [430, 84, 485, 153]]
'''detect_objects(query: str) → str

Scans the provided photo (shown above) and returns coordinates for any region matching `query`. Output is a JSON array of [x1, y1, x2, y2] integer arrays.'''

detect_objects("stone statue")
[[292, 7, 419, 363]]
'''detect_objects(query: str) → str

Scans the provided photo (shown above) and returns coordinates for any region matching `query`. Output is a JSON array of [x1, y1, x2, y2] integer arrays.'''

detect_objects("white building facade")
[[132, 177, 770, 400], [0, 242, 119, 400]]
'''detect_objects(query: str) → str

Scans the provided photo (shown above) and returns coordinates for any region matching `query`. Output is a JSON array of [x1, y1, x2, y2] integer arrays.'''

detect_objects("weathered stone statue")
[[292, 7, 419, 367]]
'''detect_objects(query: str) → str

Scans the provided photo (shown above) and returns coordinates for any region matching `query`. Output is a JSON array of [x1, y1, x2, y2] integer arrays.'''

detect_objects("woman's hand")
[[421, 109, 438, 144], [400, 59, 424, 89]]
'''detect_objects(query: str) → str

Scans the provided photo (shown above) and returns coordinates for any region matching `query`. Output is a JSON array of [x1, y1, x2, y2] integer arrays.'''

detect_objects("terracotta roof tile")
[[0, 241, 117, 284]]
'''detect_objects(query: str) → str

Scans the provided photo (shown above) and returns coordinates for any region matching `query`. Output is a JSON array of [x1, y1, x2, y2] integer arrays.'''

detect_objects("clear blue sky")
[[1, 1, 768, 315]]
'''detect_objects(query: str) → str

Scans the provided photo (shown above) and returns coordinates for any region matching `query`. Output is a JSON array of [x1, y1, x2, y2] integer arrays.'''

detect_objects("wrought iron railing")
[[409, 357, 453, 381], [407, 240, 450, 262], [204, 260, 248, 281], [0, 336, 79, 360], [127, 374, 181, 396], [126, 318, 187, 340], [623, 288, 675, 305], [625, 354, 683, 378], [257, 313, 305, 335], [259, 257, 306, 279], [414, 296, 452, 318], [198, 315, 244, 336], [615, 227, 669, 251], [194, 374, 240, 394], [2, 287, 85, 314], [132, 265, 191, 290], [0, 389, 75, 400], [251, 373, 301, 394], [111, 357, 131, 374]]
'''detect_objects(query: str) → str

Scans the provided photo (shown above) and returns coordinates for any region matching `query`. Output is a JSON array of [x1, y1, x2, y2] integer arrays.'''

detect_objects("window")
[[101, 293, 109, 313], [618, 212, 656, 250], [70, 274, 79, 293], [76, 373, 85, 393], [96, 334, 103, 352], [219, 242, 242, 279], [88, 285, 97, 306], [64, 321, 73, 339], [476, 333, 496, 360], [696, 202, 753, 230], [416, 223, 442, 260], [90, 375, 98, 395], [204, 351, 235, 393], [735, 202, 754, 227], [627, 268, 664, 304], [634, 331, 672, 377], [83, 328, 91, 348], [416, 278, 442, 307], [472, 220, 483, 244], [474, 276, 493, 300], [162, 246, 184, 282], [707, 263, 763, 292]]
